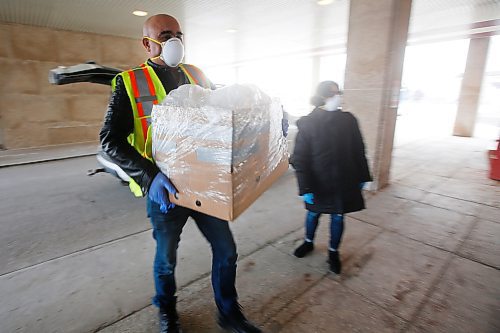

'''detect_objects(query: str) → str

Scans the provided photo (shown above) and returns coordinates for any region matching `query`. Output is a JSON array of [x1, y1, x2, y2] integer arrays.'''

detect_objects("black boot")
[[217, 305, 262, 333], [328, 250, 342, 274], [159, 302, 182, 333], [293, 241, 314, 258]]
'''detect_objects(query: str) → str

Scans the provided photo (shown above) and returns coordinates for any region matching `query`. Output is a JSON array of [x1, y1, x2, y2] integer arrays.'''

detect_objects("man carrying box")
[[100, 14, 262, 333]]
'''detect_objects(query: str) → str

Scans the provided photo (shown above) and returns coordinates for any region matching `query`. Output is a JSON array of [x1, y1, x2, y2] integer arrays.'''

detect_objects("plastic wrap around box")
[[152, 84, 289, 221]]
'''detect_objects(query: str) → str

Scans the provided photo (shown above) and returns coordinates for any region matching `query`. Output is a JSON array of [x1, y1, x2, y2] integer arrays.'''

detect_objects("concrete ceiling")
[[1, 0, 499, 67]]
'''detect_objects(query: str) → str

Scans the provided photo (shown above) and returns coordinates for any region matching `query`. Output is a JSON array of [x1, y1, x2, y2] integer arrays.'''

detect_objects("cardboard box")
[[152, 84, 289, 221]]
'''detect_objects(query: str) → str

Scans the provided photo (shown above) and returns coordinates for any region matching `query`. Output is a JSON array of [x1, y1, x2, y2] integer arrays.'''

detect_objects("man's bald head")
[[143, 14, 181, 38], [142, 14, 183, 66]]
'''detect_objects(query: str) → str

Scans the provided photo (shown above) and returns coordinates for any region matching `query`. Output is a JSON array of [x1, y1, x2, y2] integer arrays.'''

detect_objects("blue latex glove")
[[359, 182, 365, 189], [302, 193, 314, 205], [282, 109, 289, 137], [148, 173, 178, 213]]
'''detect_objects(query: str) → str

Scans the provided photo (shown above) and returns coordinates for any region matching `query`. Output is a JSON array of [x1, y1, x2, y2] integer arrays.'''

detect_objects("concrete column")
[[343, 0, 412, 190], [311, 55, 321, 95], [453, 37, 490, 137]]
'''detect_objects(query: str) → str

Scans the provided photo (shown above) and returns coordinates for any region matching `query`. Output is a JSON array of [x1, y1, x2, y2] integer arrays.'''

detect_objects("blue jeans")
[[304, 211, 344, 250], [147, 198, 238, 314]]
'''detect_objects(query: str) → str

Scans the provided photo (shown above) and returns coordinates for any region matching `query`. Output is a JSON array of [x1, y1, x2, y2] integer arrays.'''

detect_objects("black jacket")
[[292, 108, 372, 214], [99, 60, 193, 195]]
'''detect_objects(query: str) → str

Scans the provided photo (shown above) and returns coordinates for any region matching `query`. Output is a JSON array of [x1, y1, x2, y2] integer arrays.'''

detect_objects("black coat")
[[100, 60, 203, 194], [292, 108, 372, 214]]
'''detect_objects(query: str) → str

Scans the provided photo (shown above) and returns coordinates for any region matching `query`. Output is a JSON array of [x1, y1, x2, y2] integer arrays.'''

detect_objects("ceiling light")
[[133, 10, 148, 17], [226, 29, 238, 33], [317, 0, 334, 5]]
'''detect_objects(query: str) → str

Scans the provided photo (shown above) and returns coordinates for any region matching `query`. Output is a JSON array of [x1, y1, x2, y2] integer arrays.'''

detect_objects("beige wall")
[[0, 22, 147, 149]]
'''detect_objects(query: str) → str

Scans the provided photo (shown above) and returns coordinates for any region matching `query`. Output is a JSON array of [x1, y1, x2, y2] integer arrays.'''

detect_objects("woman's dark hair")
[[310, 81, 340, 107]]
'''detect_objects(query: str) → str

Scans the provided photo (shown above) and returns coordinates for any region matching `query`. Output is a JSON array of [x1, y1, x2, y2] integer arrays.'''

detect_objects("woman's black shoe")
[[328, 250, 342, 274], [293, 241, 314, 258]]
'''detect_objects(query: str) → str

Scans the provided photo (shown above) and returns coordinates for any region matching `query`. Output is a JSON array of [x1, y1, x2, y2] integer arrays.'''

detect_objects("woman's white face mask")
[[323, 95, 342, 111], [145, 37, 184, 67]]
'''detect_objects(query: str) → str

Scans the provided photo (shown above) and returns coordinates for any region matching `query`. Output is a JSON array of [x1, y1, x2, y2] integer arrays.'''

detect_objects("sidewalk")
[[0, 142, 97, 167], [1, 135, 497, 333], [96, 135, 499, 333]]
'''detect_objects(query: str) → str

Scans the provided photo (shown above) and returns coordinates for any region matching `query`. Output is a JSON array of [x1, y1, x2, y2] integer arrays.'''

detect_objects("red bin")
[[489, 139, 500, 181]]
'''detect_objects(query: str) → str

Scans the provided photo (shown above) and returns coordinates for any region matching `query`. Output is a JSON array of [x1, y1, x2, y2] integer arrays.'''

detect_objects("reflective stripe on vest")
[[179, 63, 212, 88], [120, 65, 164, 161], [117, 62, 212, 196], [129, 66, 157, 145], [126, 63, 211, 156]]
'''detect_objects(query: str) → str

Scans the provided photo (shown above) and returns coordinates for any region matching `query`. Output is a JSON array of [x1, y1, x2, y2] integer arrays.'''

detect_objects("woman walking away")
[[291, 80, 372, 274]]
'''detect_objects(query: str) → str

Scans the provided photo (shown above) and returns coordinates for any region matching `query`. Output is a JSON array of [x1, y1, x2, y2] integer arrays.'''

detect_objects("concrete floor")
[[0, 135, 499, 333]]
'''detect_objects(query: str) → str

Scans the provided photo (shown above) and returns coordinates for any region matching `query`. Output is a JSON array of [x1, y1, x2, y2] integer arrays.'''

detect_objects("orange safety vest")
[[112, 62, 212, 196]]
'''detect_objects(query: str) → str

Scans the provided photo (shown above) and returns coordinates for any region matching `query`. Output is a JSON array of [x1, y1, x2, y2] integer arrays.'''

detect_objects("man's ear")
[[142, 38, 150, 51]]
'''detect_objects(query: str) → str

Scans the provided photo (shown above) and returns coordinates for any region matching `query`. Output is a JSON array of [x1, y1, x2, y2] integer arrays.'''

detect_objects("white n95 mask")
[[160, 37, 184, 67], [323, 95, 342, 111], [145, 36, 184, 67]]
